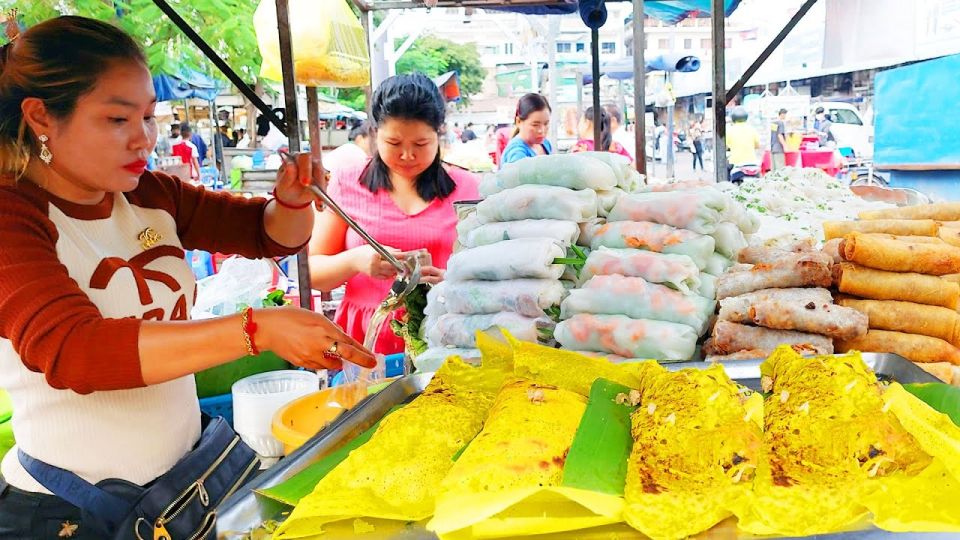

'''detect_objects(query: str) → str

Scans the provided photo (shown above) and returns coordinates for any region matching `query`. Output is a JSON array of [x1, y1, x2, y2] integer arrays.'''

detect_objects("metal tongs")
[[278, 151, 421, 308]]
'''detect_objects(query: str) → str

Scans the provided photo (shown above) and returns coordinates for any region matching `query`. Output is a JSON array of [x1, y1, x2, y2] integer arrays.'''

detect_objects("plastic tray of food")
[[216, 354, 947, 539]]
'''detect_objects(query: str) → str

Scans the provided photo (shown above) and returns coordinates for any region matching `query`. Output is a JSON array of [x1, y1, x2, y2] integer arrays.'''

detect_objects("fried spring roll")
[[840, 231, 960, 275], [915, 362, 957, 385], [711, 321, 834, 355], [859, 202, 960, 221], [749, 300, 868, 340], [716, 256, 832, 300], [938, 227, 960, 248], [822, 219, 938, 240], [834, 298, 960, 347], [718, 288, 833, 323], [834, 262, 960, 309], [836, 329, 960, 365]]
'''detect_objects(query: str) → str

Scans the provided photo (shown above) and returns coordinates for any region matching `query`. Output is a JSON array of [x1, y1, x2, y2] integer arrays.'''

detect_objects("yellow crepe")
[[429, 379, 622, 539], [273, 356, 509, 538], [623, 364, 763, 540]]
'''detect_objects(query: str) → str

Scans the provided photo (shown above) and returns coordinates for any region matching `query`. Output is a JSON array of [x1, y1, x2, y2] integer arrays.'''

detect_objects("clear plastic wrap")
[[579, 220, 716, 270], [425, 279, 566, 318], [478, 154, 617, 196], [608, 190, 729, 234], [413, 347, 482, 373], [476, 185, 598, 223], [579, 247, 701, 295], [426, 312, 554, 348], [445, 238, 566, 282], [555, 313, 698, 361], [458, 219, 580, 248]]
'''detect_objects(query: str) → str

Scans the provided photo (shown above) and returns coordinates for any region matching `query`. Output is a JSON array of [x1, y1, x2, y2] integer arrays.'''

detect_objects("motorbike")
[[728, 163, 761, 184]]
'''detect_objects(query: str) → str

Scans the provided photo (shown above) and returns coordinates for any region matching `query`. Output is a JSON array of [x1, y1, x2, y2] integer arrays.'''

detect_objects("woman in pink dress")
[[571, 106, 633, 161], [309, 73, 479, 354]]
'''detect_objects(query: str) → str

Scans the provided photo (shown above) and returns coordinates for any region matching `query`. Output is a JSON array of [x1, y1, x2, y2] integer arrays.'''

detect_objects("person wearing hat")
[[813, 106, 835, 147]]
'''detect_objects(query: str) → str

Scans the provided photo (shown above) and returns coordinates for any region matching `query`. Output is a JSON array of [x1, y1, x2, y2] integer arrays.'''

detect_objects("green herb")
[[544, 304, 562, 322], [262, 289, 289, 308], [392, 284, 430, 356]]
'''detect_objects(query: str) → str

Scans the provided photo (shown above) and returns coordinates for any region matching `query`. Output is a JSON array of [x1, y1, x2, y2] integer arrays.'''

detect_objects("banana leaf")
[[902, 382, 960, 427], [256, 406, 405, 506], [561, 378, 636, 496]]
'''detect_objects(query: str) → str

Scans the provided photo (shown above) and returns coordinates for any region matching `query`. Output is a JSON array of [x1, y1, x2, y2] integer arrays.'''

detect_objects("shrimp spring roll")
[[426, 312, 554, 348], [841, 231, 960, 275], [459, 219, 580, 248], [607, 190, 729, 234], [479, 153, 617, 196], [834, 298, 960, 346], [858, 201, 960, 221], [718, 288, 833, 323], [716, 256, 832, 299], [836, 330, 960, 365], [426, 279, 567, 318], [596, 188, 626, 218], [561, 275, 715, 334], [446, 238, 565, 282], [711, 222, 749, 259], [579, 247, 701, 294], [835, 262, 960, 309], [580, 220, 716, 269], [477, 185, 598, 223], [822, 219, 939, 240], [711, 321, 834, 355], [555, 314, 698, 360], [748, 299, 868, 340]]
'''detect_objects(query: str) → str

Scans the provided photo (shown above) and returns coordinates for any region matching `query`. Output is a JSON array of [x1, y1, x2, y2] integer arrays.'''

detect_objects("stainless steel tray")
[[216, 354, 947, 540]]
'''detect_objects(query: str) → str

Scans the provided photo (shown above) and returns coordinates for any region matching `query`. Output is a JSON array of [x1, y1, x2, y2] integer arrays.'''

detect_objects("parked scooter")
[[728, 163, 761, 184]]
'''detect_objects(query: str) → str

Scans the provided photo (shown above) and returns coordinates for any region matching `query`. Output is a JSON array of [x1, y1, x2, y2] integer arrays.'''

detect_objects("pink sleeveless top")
[[328, 160, 480, 354]]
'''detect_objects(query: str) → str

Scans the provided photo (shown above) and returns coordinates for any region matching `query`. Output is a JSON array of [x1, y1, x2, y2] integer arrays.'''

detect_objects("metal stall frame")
[[149, 0, 823, 307]]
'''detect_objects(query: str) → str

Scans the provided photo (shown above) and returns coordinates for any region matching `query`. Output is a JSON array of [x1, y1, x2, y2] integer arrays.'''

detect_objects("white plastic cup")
[[232, 370, 319, 458]]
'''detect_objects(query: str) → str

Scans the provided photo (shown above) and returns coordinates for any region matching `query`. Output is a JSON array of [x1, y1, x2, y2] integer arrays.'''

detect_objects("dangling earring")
[[38, 135, 53, 165]]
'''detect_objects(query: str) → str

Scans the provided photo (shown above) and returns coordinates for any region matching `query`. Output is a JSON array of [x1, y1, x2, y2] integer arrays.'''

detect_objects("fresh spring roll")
[[836, 329, 960, 365], [718, 288, 833, 323], [639, 180, 711, 193], [478, 153, 617, 196], [272, 358, 507, 537], [607, 190, 729, 234], [705, 252, 734, 276], [561, 275, 715, 335], [711, 321, 834, 355], [429, 379, 601, 537], [413, 347, 481, 372], [624, 365, 763, 540], [579, 247, 701, 295], [841, 231, 960, 275], [697, 273, 719, 300], [720, 193, 761, 234], [477, 185, 598, 223], [596, 188, 626, 218], [458, 219, 581, 249], [580, 220, 716, 270], [446, 238, 565, 282], [858, 201, 960, 221], [711, 222, 748, 259], [716, 255, 833, 300], [578, 151, 642, 191], [834, 262, 960, 310], [748, 299, 868, 340], [835, 297, 960, 347], [822, 219, 939, 240], [426, 279, 567, 318], [555, 313, 698, 361], [426, 312, 554, 349]]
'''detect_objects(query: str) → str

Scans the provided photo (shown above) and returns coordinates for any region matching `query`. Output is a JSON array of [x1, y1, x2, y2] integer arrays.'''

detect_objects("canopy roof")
[[153, 67, 225, 102]]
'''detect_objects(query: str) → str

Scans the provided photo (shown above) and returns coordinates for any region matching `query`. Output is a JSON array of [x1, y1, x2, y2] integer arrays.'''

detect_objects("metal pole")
[[209, 100, 224, 187], [275, 0, 313, 310], [151, 0, 286, 133], [712, 0, 727, 183], [591, 27, 602, 150], [632, 0, 646, 174], [726, 0, 819, 104], [547, 17, 560, 143], [667, 73, 675, 179]]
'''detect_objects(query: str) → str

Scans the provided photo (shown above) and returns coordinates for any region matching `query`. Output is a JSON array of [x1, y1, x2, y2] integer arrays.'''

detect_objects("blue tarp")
[[153, 68, 225, 102], [582, 54, 701, 83], [874, 54, 960, 168], [490, 0, 740, 24]]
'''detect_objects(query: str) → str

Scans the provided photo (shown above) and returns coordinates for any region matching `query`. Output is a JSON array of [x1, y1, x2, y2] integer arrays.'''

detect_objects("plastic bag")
[[192, 257, 279, 318], [254, 0, 370, 88]]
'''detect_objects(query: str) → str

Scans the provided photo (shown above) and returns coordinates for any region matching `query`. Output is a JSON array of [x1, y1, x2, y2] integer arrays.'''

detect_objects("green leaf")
[[902, 383, 960, 427], [561, 379, 636, 495], [257, 405, 405, 506]]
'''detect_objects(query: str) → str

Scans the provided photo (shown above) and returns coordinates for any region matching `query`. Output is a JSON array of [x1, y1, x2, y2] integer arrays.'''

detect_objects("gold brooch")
[[138, 227, 162, 250]]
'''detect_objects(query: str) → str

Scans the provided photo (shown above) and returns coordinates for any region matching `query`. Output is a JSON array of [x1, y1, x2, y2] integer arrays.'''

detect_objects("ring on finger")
[[327, 341, 339, 355]]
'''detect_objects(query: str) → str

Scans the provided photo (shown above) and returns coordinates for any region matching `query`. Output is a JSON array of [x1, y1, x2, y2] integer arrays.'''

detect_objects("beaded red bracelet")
[[240, 307, 260, 356], [271, 188, 312, 210]]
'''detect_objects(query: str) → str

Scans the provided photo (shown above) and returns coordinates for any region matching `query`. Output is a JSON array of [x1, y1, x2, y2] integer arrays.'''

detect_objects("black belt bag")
[[19, 416, 259, 540]]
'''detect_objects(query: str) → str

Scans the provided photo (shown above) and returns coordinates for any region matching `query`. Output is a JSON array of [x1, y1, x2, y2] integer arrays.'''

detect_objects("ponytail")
[[583, 107, 613, 152]]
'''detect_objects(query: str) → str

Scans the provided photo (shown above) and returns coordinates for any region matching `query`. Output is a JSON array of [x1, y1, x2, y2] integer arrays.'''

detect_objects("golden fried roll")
[[836, 329, 960, 365], [835, 298, 960, 347], [915, 362, 956, 384], [943, 273, 960, 284], [834, 262, 960, 309], [749, 300, 868, 340], [859, 202, 960, 221], [840, 232, 960, 275], [866, 233, 944, 244], [822, 219, 938, 240], [938, 227, 960, 248]]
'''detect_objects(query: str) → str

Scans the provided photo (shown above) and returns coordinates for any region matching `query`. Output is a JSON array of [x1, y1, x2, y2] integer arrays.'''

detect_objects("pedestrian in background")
[[770, 108, 788, 171], [501, 93, 553, 165], [689, 120, 704, 171]]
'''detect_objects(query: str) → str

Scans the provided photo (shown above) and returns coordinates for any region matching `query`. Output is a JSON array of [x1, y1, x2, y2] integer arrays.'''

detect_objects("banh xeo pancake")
[[834, 262, 960, 309], [428, 379, 620, 538], [835, 298, 960, 347], [272, 356, 509, 538], [623, 364, 763, 540], [740, 347, 932, 536], [841, 232, 960, 275], [823, 219, 939, 240]]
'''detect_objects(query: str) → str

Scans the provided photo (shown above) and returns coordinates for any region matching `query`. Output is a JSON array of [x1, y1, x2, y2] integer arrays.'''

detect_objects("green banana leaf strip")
[[902, 382, 960, 427], [561, 378, 636, 495], [257, 405, 405, 506]]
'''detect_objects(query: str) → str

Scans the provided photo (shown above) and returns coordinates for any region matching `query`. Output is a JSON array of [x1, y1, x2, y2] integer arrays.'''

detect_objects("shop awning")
[[153, 67, 225, 102], [433, 71, 462, 103]]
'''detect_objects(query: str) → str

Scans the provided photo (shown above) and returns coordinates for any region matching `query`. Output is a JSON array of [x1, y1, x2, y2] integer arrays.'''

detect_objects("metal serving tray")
[[216, 354, 950, 540]]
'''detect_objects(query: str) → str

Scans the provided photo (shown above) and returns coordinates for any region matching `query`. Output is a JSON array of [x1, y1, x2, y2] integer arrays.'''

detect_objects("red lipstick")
[[122, 159, 148, 174]]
